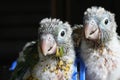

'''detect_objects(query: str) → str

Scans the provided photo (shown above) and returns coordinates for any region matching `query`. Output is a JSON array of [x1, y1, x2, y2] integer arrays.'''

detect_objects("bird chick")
[[11, 18, 76, 80], [34, 18, 75, 80], [80, 6, 120, 80]]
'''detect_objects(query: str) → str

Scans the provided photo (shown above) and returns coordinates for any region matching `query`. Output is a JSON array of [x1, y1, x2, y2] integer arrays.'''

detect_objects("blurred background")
[[0, 0, 120, 79]]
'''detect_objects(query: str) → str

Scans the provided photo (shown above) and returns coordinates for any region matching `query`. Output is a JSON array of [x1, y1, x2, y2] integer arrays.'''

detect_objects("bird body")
[[32, 45, 75, 80], [11, 18, 76, 80], [80, 6, 120, 80], [81, 35, 120, 80]]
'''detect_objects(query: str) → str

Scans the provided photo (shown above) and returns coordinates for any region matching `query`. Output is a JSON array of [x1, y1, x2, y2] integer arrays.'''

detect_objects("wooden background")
[[0, 0, 120, 66]]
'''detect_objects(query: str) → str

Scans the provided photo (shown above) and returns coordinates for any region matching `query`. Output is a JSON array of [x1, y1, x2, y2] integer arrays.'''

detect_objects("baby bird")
[[80, 6, 120, 80], [11, 18, 76, 80]]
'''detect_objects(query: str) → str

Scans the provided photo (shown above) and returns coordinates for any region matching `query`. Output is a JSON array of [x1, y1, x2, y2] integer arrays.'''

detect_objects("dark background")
[[0, 0, 120, 80]]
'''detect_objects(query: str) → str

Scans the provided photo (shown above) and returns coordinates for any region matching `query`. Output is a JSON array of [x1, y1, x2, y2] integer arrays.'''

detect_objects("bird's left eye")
[[60, 31, 65, 37], [103, 18, 109, 25], [104, 19, 108, 25], [59, 29, 66, 38], [57, 29, 66, 42]]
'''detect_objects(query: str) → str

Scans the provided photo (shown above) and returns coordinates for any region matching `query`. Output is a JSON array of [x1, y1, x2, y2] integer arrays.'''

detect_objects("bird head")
[[38, 18, 72, 56], [83, 6, 117, 43]]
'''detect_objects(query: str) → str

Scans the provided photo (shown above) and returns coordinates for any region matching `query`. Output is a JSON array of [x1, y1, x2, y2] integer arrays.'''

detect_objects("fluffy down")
[[11, 18, 76, 80], [80, 6, 120, 80], [32, 18, 75, 80]]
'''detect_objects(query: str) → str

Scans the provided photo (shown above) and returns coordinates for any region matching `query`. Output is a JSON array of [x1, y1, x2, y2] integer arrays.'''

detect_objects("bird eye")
[[59, 29, 66, 38], [57, 29, 66, 42], [60, 30, 65, 37], [104, 19, 108, 25]]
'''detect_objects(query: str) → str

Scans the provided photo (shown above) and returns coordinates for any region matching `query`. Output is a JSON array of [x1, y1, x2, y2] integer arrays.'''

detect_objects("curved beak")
[[39, 34, 57, 56], [84, 19, 100, 40]]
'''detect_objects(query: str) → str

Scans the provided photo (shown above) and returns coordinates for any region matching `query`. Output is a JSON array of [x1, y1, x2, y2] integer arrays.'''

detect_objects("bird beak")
[[84, 19, 100, 40], [39, 34, 57, 56]]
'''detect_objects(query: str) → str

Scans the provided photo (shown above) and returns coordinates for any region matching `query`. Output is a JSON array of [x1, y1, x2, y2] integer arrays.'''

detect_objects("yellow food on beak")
[[55, 47, 64, 57], [56, 47, 60, 57]]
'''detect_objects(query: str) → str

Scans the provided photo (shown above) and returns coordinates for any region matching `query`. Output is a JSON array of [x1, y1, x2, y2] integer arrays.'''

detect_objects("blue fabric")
[[9, 60, 17, 71], [72, 55, 86, 80], [72, 58, 78, 80], [79, 58, 86, 80], [75, 47, 86, 80], [74, 57, 86, 80]]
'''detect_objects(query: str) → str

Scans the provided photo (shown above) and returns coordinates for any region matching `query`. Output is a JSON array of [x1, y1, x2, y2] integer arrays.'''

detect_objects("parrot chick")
[[11, 18, 76, 80], [34, 18, 75, 80], [80, 6, 120, 80]]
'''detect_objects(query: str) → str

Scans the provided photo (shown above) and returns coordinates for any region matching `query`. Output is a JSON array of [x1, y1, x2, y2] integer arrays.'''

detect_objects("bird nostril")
[[91, 20, 95, 24], [48, 36, 53, 41]]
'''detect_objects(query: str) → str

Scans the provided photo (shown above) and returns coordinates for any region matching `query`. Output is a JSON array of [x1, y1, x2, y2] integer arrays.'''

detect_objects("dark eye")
[[60, 31, 65, 37], [104, 19, 108, 25]]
